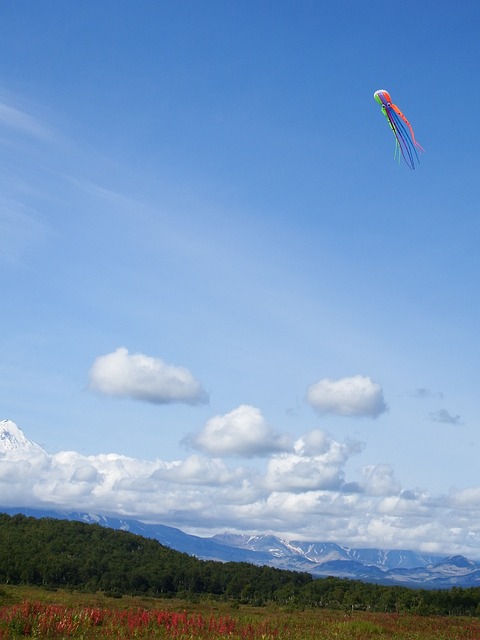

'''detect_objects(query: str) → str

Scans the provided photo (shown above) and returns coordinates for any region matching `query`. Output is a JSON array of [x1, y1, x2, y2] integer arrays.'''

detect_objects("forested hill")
[[0, 513, 310, 601], [2, 513, 480, 616]]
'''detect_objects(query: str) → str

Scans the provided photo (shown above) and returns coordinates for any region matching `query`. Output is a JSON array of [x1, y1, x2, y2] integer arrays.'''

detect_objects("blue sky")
[[1, 0, 480, 553]]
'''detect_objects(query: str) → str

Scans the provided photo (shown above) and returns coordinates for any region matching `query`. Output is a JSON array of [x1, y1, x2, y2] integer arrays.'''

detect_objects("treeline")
[[1, 513, 480, 616]]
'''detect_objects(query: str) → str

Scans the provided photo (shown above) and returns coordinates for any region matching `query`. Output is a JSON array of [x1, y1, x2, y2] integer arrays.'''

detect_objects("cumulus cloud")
[[88, 347, 208, 405], [306, 375, 387, 418], [265, 432, 362, 493], [429, 409, 463, 425], [151, 455, 236, 486], [361, 464, 401, 497], [449, 487, 480, 509], [293, 429, 330, 456], [185, 405, 291, 457], [294, 429, 363, 461], [264, 454, 344, 491]]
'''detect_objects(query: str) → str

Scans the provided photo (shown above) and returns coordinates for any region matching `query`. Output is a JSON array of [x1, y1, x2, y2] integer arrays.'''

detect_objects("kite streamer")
[[374, 89, 424, 169]]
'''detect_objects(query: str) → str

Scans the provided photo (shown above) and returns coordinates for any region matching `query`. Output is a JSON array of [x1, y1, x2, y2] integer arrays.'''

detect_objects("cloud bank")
[[88, 347, 208, 405], [306, 375, 387, 418], [1, 415, 480, 556]]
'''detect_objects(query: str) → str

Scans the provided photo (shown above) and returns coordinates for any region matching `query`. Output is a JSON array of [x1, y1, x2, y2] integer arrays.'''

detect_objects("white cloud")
[[152, 455, 236, 486], [264, 431, 363, 492], [265, 454, 343, 492], [449, 487, 480, 510], [185, 405, 291, 457], [361, 464, 401, 497], [293, 429, 329, 456], [88, 347, 208, 405], [71, 464, 100, 483], [306, 375, 387, 418], [293, 428, 364, 459]]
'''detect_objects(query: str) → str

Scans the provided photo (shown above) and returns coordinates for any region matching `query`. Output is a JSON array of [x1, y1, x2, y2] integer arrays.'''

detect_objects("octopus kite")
[[374, 89, 424, 169]]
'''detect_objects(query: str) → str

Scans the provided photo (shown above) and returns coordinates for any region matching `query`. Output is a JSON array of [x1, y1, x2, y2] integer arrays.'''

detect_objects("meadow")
[[0, 586, 480, 639]]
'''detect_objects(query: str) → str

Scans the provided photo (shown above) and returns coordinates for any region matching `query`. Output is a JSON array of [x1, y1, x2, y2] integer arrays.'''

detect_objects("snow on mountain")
[[0, 420, 44, 452]]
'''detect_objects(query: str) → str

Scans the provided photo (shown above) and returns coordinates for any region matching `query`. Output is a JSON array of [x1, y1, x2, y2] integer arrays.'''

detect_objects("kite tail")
[[384, 104, 422, 170], [381, 106, 401, 163], [391, 103, 425, 153]]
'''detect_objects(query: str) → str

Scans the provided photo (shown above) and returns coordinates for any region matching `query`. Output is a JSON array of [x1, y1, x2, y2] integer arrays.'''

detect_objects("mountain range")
[[3, 506, 480, 589], [2, 418, 480, 589]]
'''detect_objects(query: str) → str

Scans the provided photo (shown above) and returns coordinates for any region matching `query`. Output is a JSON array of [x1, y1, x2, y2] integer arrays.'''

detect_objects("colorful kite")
[[374, 89, 424, 169]]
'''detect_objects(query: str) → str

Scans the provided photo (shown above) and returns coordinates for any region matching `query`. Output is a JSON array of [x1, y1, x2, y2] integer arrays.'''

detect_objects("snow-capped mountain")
[[3, 506, 480, 588], [0, 420, 44, 452], [211, 533, 445, 571]]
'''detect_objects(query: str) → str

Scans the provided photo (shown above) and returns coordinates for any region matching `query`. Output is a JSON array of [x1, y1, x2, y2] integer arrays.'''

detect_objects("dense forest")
[[1, 513, 480, 616]]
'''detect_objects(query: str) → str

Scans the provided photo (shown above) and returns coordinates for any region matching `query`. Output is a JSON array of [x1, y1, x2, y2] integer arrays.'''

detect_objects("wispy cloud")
[[88, 347, 208, 406], [0, 101, 54, 141], [306, 375, 387, 418], [429, 409, 463, 425], [414, 388, 444, 400], [0, 198, 51, 264]]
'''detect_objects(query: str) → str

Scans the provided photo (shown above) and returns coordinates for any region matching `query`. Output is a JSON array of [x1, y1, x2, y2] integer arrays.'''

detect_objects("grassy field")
[[0, 586, 480, 638]]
